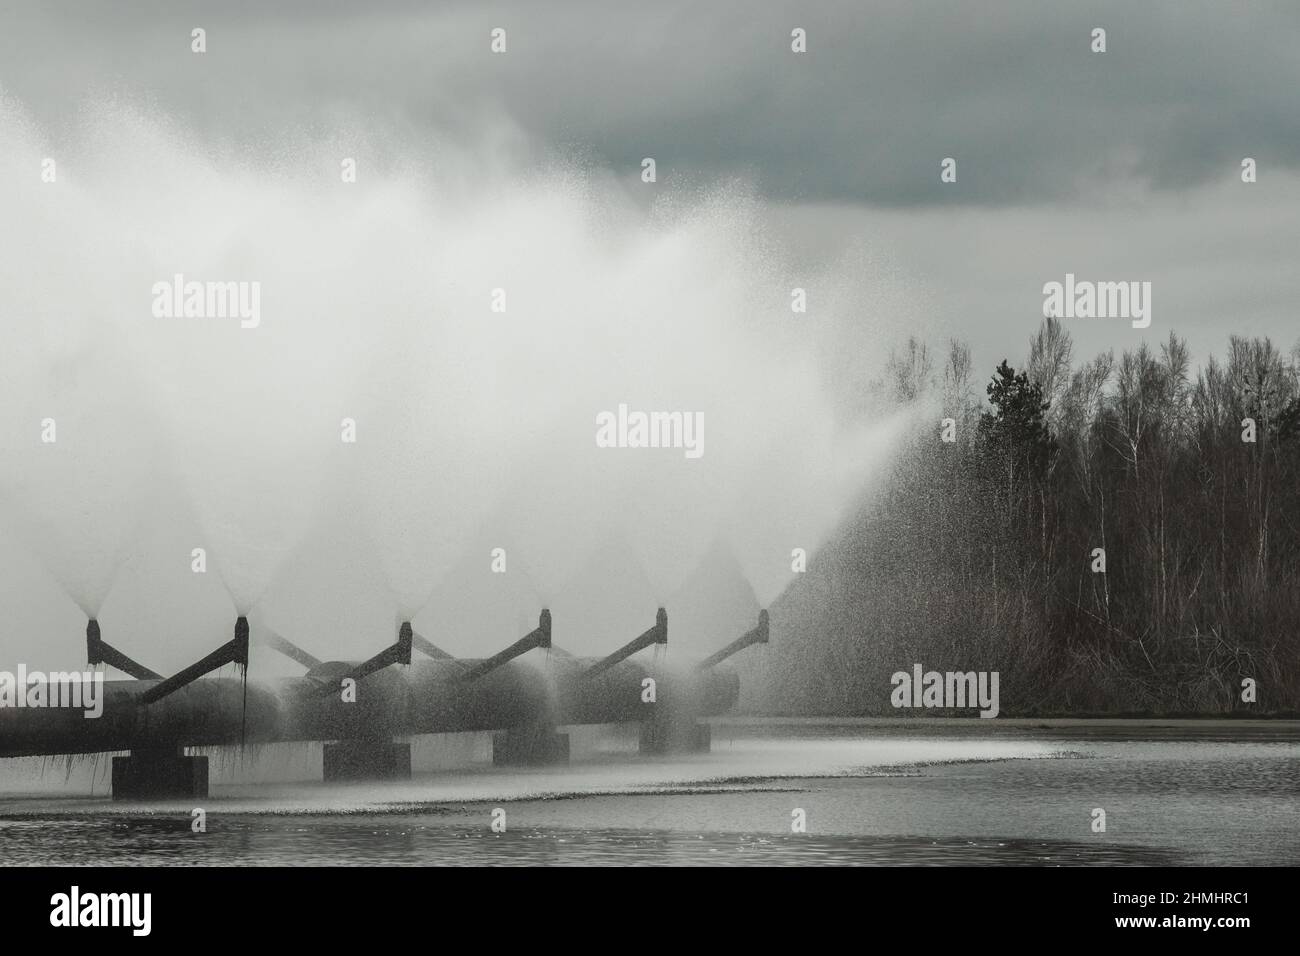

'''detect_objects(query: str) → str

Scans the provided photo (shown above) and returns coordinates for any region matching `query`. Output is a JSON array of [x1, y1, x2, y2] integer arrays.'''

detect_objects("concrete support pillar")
[[111, 748, 209, 800], [639, 717, 711, 755], [322, 740, 412, 782], [492, 725, 570, 766]]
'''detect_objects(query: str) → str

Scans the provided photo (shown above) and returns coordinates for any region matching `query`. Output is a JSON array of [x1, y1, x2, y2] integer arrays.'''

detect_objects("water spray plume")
[[0, 91, 918, 667]]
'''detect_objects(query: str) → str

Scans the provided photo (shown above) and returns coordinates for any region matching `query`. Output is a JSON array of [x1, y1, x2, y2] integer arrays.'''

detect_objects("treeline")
[[746, 321, 1300, 715]]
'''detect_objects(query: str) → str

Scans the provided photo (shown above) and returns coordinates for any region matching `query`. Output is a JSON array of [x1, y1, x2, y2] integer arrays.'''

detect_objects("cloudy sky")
[[5, 1, 1298, 199], [4, 0, 1298, 374], [2, 1, 1298, 668]]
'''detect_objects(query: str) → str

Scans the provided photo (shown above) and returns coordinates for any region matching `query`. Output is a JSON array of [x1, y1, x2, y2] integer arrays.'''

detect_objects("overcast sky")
[[4, 0, 1296, 375]]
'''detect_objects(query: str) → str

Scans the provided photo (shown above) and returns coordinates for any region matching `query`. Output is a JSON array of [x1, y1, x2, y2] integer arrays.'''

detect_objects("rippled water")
[[1, 720, 1296, 865]]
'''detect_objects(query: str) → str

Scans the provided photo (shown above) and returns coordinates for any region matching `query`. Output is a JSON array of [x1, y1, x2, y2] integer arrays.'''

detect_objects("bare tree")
[[885, 336, 934, 404], [1027, 316, 1073, 429]]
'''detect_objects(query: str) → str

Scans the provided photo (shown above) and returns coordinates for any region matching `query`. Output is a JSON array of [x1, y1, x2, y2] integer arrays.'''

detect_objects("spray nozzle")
[[538, 609, 552, 648]]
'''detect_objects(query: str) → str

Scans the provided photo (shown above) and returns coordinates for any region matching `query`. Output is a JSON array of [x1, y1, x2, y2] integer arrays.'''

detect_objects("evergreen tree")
[[978, 359, 1056, 478]]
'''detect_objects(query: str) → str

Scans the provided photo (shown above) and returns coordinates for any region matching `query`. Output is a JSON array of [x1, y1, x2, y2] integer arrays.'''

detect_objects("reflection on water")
[[0, 819, 1187, 867], [1, 720, 1296, 866]]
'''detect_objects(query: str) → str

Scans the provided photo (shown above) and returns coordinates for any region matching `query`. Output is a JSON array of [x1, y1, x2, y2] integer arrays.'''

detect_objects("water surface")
[[1, 719, 1295, 865]]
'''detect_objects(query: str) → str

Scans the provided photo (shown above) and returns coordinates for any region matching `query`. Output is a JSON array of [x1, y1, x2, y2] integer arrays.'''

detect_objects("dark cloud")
[[4, 0, 1299, 205]]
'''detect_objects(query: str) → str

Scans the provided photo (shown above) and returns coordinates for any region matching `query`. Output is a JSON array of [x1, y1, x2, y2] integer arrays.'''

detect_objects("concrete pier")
[[492, 725, 570, 766], [322, 740, 412, 781], [639, 716, 711, 755], [111, 748, 209, 800]]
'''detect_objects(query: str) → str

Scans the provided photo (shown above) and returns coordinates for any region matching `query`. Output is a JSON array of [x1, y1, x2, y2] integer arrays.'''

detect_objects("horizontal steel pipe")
[[0, 655, 739, 758]]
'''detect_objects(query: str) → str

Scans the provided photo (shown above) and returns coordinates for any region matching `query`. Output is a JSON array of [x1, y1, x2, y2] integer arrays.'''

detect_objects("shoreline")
[[712, 715, 1300, 739]]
